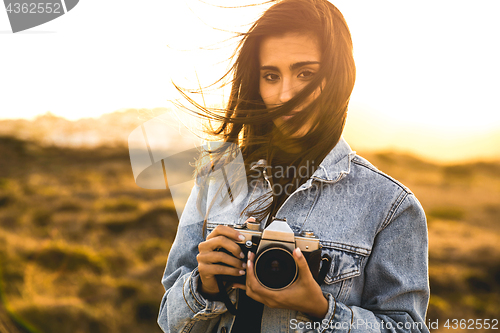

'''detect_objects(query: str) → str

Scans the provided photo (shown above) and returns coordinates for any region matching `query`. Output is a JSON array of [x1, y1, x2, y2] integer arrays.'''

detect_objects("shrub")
[[117, 280, 141, 300], [32, 244, 105, 274], [57, 201, 83, 212], [0, 195, 11, 207], [102, 251, 131, 276], [32, 209, 52, 227], [16, 303, 107, 333], [135, 298, 158, 323], [102, 197, 139, 212], [136, 238, 170, 262], [428, 207, 465, 220]]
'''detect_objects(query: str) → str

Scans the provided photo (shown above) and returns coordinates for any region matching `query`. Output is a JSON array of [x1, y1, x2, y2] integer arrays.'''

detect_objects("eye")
[[263, 73, 280, 82], [298, 70, 316, 79]]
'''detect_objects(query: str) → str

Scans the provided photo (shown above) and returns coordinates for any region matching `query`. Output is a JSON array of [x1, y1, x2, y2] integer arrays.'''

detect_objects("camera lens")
[[254, 247, 297, 290]]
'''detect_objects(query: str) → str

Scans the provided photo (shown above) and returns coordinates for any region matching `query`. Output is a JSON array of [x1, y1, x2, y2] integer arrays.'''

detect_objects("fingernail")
[[239, 270, 245, 275], [248, 217, 256, 222], [240, 252, 245, 259], [238, 234, 245, 241], [295, 248, 302, 258], [242, 263, 247, 268], [247, 259, 251, 267]]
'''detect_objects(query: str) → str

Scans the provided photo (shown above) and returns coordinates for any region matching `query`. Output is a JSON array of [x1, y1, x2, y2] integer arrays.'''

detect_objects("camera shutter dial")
[[300, 230, 315, 238], [245, 221, 261, 231]]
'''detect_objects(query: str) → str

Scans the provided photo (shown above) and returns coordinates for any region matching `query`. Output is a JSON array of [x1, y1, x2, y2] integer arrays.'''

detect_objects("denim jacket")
[[157, 137, 430, 333]]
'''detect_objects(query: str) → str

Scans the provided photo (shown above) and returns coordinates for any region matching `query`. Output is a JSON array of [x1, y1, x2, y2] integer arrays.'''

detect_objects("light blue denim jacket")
[[158, 137, 430, 333]]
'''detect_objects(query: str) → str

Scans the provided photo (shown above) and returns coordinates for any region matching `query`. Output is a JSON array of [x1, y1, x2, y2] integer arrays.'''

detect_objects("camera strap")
[[215, 253, 332, 316], [215, 276, 239, 315], [316, 253, 332, 285]]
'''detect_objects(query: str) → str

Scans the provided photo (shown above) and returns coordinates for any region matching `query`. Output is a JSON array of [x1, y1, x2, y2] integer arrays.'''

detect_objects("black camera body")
[[215, 218, 322, 290]]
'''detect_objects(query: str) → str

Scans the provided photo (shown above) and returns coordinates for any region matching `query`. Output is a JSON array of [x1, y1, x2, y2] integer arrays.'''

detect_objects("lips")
[[281, 110, 301, 119]]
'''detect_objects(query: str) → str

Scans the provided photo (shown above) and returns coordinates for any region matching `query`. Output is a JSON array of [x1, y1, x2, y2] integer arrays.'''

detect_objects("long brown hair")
[[176, 0, 356, 228]]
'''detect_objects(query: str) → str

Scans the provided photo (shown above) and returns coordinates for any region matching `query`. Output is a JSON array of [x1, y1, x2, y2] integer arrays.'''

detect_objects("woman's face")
[[259, 32, 322, 138]]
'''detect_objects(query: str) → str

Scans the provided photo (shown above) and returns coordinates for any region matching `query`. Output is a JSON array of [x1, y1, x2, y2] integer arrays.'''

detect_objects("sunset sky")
[[0, 0, 499, 162]]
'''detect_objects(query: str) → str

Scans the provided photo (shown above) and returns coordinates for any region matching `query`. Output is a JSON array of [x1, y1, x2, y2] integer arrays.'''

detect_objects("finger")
[[197, 251, 247, 270], [245, 252, 277, 306], [245, 251, 256, 287], [198, 236, 245, 260], [231, 283, 246, 290], [245, 252, 263, 293], [246, 251, 255, 275], [207, 225, 246, 243], [293, 248, 312, 280], [198, 251, 246, 269], [198, 262, 246, 277]]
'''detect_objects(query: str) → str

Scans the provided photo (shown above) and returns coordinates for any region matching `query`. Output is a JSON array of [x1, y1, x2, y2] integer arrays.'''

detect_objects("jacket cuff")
[[184, 268, 236, 319], [321, 293, 353, 333]]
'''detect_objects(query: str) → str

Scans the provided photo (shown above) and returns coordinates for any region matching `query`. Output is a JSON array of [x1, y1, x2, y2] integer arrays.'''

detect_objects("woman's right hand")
[[196, 223, 248, 295]]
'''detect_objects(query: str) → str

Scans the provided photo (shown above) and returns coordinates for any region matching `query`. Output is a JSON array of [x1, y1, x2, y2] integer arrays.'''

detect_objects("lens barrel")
[[254, 247, 297, 290]]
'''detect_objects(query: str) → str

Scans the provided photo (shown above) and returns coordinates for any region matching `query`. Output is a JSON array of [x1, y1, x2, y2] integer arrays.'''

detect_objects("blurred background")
[[0, 0, 499, 332]]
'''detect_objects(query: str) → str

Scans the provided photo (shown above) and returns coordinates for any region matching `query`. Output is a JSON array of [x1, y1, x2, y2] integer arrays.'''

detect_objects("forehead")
[[259, 32, 321, 66]]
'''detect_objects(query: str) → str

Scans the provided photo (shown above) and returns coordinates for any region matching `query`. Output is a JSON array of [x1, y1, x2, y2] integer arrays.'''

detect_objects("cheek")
[[259, 84, 272, 106], [308, 86, 323, 104]]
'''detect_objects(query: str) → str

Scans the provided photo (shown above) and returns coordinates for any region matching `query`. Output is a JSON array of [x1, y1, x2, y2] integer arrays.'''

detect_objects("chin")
[[278, 128, 308, 139]]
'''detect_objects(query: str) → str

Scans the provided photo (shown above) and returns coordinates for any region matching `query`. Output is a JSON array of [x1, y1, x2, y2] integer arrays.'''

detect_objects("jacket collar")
[[310, 137, 356, 182], [249, 137, 355, 184]]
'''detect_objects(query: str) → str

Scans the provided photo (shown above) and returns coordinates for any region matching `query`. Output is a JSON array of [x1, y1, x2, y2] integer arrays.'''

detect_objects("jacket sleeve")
[[317, 192, 430, 333], [157, 183, 236, 333]]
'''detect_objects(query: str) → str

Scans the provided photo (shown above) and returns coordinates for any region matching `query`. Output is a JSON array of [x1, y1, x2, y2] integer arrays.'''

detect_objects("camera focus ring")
[[254, 247, 297, 290]]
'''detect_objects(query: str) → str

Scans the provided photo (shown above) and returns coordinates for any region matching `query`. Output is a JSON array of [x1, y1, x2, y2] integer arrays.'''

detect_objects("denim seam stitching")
[[312, 153, 352, 183], [380, 190, 405, 230], [319, 164, 330, 180], [371, 311, 423, 329], [320, 294, 336, 333], [189, 274, 205, 309], [347, 305, 353, 333], [336, 279, 346, 301], [311, 172, 347, 184], [299, 180, 321, 231], [315, 152, 352, 182], [379, 190, 407, 232], [320, 241, 371, 256], [351, 158, 411, 194], [380, 191, 409, 232], [340, 274, 354, 304], [183, 276, 197, 314], [181, 321, 195, 333], [326, 269, 360, 284]]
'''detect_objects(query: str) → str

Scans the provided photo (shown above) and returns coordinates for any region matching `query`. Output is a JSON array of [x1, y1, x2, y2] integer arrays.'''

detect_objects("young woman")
[[158, 0, 430, 332]]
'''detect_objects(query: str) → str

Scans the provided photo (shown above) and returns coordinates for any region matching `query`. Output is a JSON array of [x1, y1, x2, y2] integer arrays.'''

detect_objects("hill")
[[0, 136, 498, 332], [1, 108, 499, 164], [0, 108, 168, 148]]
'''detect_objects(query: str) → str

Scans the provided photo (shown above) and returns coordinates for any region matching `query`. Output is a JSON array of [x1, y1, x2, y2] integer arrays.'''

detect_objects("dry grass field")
[[362, 151, 500, 331], [0, 136, 498, 332]]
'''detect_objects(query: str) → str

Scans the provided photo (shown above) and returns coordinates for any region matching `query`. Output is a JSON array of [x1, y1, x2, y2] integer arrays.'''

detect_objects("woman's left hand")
[[232, 248, 329, 319]]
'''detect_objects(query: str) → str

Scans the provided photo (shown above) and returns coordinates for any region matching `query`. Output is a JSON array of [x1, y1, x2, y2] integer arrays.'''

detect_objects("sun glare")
[[1, 0, 498, 162]]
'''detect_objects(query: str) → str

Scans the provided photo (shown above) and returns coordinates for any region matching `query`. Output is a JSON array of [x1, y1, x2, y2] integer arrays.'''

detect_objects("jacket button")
[[221, 328, 227, 333]]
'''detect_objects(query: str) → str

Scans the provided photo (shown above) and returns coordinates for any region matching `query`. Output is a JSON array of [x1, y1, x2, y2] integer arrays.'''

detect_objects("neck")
[[272, 127, 304, 154], [277, 142, 302, 154]]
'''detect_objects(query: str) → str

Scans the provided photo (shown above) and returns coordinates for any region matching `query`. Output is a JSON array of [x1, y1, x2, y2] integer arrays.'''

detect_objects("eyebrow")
[[260, 61, 320, 72]]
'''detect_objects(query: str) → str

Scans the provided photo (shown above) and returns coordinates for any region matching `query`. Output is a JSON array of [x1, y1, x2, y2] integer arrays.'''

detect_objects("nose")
[[279, 78, 295, 104]]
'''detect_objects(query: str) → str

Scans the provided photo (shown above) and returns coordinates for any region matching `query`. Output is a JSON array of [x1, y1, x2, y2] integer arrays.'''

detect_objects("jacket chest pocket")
[[320, 246, 367, 303]]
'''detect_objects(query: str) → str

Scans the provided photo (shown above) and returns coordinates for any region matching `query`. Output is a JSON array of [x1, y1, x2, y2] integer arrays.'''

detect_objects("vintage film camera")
[[215, 218, 324, 290]]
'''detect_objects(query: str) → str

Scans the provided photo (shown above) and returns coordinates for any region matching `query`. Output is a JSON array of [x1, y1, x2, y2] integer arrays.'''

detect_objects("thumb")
[[293, 248, 311, 279]]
